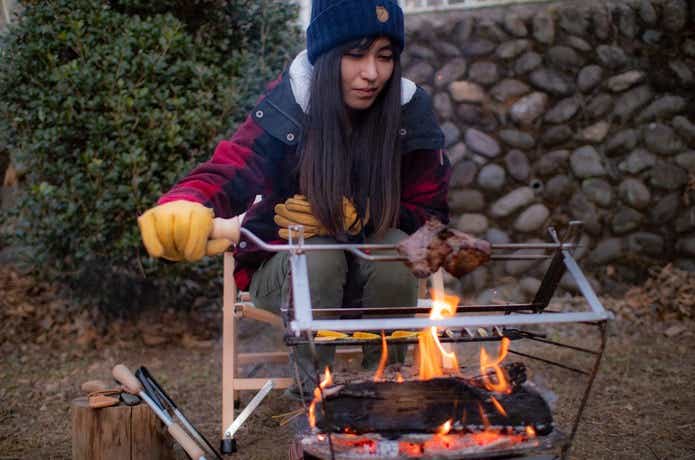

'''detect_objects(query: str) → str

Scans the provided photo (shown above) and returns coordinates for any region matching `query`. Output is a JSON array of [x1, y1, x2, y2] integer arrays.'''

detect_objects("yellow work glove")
[[137, 200, 231, 262], [274, 194, 368, 240]]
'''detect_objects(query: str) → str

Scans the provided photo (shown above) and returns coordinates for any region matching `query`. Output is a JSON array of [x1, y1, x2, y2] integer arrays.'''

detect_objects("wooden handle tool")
[[113, 364, 207, 460]]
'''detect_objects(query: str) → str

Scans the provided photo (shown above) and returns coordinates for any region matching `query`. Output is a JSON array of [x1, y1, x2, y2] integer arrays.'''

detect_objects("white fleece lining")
[[288, 50, 417, 113]]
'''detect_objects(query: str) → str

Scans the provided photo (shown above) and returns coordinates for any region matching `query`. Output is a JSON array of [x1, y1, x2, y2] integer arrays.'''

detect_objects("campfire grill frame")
[[234, 221, 611, 460], [236, 221, 612, 334]]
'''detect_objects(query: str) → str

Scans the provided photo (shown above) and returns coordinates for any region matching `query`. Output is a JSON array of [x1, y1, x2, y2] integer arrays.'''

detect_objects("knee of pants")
[[366, 262, 417, 296], [305, 249, 347, 296]]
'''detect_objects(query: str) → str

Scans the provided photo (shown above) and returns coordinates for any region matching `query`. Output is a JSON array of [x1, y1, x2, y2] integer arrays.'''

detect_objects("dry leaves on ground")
[[603, 263, 695, 324]]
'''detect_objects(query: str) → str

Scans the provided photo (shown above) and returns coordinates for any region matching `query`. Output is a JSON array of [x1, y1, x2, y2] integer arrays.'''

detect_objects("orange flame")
[[308, 367, 333, 428], [373, 331, 388, 382], [418, 292, 460, 380], [526, 426, 536, 438], [490, 396, 508, 417], [477, 402, 491, 430], [436, 419, 453, 436], [396, 372, 404, 383], [480, 337, 512, 394]]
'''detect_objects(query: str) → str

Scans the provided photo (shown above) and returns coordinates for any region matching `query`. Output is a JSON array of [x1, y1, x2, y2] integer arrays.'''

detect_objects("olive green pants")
[[249, 228, 417, 393]]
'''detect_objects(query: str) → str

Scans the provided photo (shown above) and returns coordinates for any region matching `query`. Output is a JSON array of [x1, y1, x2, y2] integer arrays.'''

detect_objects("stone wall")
[[401, 0, 695, 299]]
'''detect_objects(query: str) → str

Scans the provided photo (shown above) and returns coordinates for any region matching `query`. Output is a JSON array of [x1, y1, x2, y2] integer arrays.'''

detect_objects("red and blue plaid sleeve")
[[399, 149, 451, 234]]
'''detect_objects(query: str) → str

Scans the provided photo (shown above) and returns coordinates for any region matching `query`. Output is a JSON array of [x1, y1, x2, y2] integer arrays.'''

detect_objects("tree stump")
[[71, 397, 180, 460]]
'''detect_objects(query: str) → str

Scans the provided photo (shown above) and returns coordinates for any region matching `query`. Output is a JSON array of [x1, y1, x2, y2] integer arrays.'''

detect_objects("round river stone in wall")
[[510, 92, 548, 125], [504, 13, 528, 37], [477, 163, 506, 191], [499, 130, 535, 149], [619, 178, 651, 210], [544, 96, 580, 124], [535, 150, 570, 176], [625, 232, 665, 257], [605, 129, 639, 156], [644, 123, 685, 155], [469, 61, 500, 86], [544, 175, 575, 203], [490, 79, 531, 102], [577, 65, 603, 93], [486, 228, 511, 245], [450, 160, 478, 188], [650, 161, 688, 190], [582, 178, 614, 207], [505, 150, 530, 181], [405, 61, 435, 85], [448, 189, 485, 213], [546, 45, 585, 70], [514, 204, 550, 232], [585, 93, 614, 120], [541, 125, 573, 147], [589, 238, 624, 264], [613, 85, 653, 123], [462, 38, 496, 57], [596, 45, 628, 69], [515, 52, 543, 75], [529, 68, 574, 96], [649, 193, 680, 225], [449, 81, 486, 103], [465, 128, 501, 158], [618, 149, 656, 174], [490, 186, 535, 218], [434, 58, 467, 88], [533, 10, 555, 44], [606, 71, 646, 92], [456, 213, 489, 235], [496, 39, 531, 59], [611, 207, 645, 234], [570, 146, 606, 178]]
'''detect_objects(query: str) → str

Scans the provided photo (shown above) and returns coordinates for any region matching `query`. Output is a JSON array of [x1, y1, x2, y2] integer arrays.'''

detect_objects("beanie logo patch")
[[376, 6, 389, 23]]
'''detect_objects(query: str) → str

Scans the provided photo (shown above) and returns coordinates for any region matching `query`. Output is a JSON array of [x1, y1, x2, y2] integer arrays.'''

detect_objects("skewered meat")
[[397, 218, 491, 278]]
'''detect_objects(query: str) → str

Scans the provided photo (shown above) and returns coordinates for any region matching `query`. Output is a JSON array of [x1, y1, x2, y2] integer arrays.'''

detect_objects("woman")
[[138, 0, 451, 387]]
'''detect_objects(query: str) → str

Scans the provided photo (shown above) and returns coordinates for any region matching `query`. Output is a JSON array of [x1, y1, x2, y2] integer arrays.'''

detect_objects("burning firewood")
[[397, 218, 491, 278], [314, 363, 553, 436]]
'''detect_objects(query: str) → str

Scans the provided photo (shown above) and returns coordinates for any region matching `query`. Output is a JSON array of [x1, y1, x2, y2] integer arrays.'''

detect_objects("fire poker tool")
[[136, 367, 223, 460], [113, 364, 209, 460], [221, 379, 274, 454]]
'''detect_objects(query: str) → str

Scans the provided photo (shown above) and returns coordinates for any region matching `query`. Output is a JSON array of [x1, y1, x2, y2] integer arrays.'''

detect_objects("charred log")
[[315, 366, 552, 436], [397, 219, 491, 278]]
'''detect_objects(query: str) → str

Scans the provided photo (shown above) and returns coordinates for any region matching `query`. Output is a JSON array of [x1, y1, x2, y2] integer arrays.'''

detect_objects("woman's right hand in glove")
[[137, 200, 231, 262]]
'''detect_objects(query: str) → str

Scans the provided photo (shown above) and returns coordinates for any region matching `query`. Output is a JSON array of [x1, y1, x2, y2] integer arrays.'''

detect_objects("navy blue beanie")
[[306, 0, 405, 64]]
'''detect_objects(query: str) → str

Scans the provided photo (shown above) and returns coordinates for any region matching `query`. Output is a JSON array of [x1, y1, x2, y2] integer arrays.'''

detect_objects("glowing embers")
[[302, 427, 542, 459]]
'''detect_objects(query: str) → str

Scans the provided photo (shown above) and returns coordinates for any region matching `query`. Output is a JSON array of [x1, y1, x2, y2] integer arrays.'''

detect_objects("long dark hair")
[[298, 37, 403, 239]]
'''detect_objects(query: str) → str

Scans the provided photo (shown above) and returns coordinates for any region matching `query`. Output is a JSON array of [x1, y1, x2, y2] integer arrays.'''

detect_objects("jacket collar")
[[288, 50, 417, 113]]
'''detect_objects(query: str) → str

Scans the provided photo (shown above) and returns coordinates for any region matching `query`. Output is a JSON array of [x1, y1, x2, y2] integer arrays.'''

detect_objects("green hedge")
[[0, 0, 301, 310]]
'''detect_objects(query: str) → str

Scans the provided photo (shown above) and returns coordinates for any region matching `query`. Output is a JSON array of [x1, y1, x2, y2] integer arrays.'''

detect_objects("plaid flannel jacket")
[[158, 73, 451, 290]]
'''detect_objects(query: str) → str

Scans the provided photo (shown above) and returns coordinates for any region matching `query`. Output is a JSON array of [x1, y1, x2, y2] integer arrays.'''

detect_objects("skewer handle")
[[169, 423, 207, 460], [112, 364, 143, 395], [211, 217, 242, 244]]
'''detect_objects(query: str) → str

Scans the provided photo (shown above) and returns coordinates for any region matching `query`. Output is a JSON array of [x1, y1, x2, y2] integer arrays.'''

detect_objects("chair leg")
[[222, 253, 238, 444]]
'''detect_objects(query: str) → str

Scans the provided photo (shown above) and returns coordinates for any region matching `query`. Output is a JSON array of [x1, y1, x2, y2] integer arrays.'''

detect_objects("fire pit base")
[[299, 429, 567, 460]]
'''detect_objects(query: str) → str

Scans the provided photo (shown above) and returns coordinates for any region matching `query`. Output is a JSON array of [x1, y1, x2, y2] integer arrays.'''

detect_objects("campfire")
[[232, 219, 611, 459], [301, 293, 557, 460]]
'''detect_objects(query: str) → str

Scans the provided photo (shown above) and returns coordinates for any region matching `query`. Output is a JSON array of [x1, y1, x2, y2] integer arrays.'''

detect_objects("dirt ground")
[[1, 265, 694, 460]]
